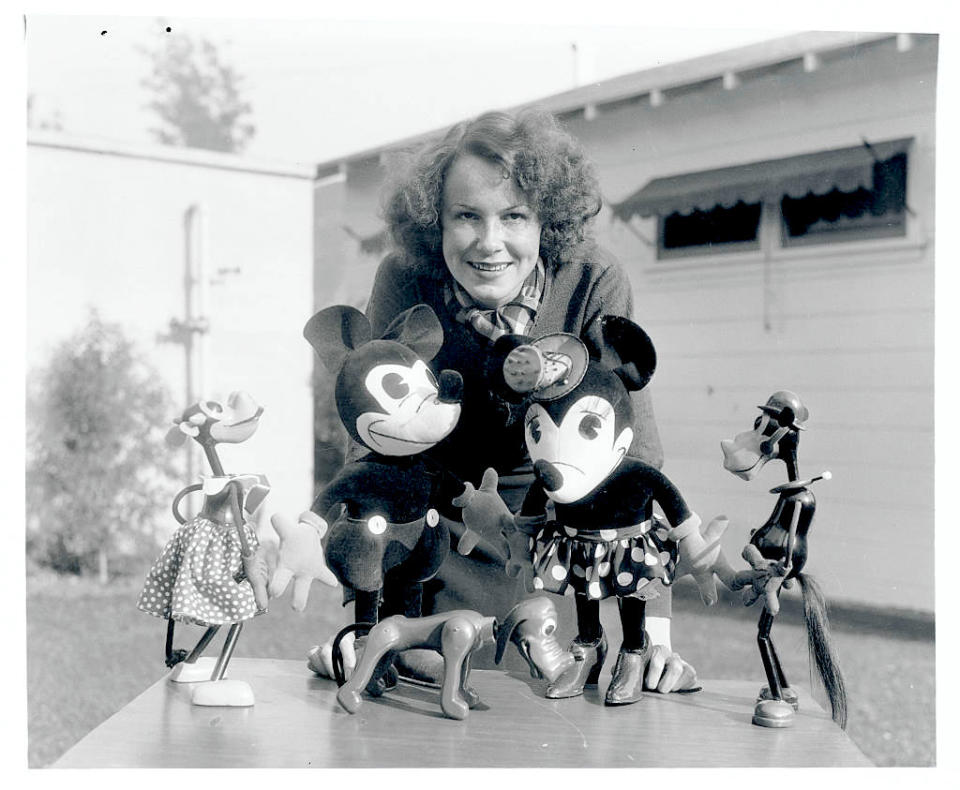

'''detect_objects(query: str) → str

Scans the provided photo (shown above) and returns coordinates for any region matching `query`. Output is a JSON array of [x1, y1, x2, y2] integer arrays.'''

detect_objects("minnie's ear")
[[381, 304, 444, 361], [600, 315, 657, 392], [303, 305, 372, 372]]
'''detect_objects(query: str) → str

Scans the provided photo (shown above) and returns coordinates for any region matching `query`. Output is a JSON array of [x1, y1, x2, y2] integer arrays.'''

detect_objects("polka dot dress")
[[137, 516, 262, 627], [529, 519, 678, 601]]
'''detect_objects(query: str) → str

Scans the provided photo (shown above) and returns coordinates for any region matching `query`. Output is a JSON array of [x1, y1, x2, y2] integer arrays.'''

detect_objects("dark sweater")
[[367, 246, 664, 490]]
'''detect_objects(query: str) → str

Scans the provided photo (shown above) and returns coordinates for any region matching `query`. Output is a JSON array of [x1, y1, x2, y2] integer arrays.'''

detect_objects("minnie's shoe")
[[604, 637, 653, 706], [545, 632, 607, 699]]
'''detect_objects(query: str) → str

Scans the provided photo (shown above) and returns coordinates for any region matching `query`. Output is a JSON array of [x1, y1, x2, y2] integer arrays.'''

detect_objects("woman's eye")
[[503, 212, 526, 223], [579, 414, 602, 440], [382, 373, 409, 400], [528, 417, 542, 444]]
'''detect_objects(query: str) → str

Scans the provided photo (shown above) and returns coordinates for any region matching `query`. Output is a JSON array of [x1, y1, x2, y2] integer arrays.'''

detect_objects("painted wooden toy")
[[721, 390, 847, 729], [458, 317, 729, 706], [331, 596, 573, 720], [137, 391, 272, 707], [268, 304, 464, 685]]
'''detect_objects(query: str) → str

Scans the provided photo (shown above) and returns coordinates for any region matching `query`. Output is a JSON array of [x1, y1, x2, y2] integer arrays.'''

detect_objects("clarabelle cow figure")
[[137, 391, 274, 707]]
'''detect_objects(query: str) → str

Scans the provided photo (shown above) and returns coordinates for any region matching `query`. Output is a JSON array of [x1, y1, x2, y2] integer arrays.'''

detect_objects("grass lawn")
[[26, 574, 935, 768]]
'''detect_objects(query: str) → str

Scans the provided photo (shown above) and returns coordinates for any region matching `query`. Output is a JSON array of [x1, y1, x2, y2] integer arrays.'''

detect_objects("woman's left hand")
[[643, 644, 701, 693]]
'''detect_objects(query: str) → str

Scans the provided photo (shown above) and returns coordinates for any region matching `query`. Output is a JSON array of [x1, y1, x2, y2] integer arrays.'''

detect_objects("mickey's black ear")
[[600, 315, 656, 392], [381, 304, 444, 361], [303, 305, 372, 373]]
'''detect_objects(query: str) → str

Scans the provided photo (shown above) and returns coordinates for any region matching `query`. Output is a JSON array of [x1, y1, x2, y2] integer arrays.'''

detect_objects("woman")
[[318, 109, 698, 694]]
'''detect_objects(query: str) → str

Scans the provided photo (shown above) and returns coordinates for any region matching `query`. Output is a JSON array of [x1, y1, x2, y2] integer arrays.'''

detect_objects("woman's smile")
[[467, 260, 511, 274]]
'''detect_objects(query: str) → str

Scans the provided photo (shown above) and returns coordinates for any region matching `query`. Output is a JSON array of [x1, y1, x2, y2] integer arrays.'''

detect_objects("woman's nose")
[[475, 220, 504, 254]]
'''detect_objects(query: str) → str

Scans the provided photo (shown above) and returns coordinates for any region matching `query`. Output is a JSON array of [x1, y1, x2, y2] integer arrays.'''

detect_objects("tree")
[[26, 312, 180, 582], [138, 22, 255, 153]]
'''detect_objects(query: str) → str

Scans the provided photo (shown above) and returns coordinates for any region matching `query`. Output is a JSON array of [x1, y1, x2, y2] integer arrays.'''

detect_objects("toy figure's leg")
[[190, 622, 255, 707], [168, 625, 221, 683], [164, 620, 189, 667], [756, 608, 799, 709], [211, 622, 243, 681], [383, 580, 445, 687], [337, 618, 402, 714], [546, 593, 608, 699], [459, 651, 481, 709], [753, 608, 795, 727], [354, 589, 381, 625], [438, 617, 476, 720], [186, 626, 220, 663], [380, 580, 422, 618], [605, 597, 652, 706], [353, 588, 400, 692]]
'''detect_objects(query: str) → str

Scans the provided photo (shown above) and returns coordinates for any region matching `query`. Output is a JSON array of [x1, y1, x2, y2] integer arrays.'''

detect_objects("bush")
[[26, 312, 180, 581]]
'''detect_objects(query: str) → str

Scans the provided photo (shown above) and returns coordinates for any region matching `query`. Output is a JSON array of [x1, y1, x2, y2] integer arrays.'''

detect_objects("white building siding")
[[28, 137, 318, 526]]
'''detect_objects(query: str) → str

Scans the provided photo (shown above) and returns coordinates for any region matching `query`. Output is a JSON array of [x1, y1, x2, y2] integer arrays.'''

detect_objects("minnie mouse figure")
[[459, 317, 729, 706]]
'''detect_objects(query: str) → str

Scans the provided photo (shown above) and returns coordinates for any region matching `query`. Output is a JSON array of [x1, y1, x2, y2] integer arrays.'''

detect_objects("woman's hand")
[[268, 512, 338, 611], [307, 631, 359, 680], [644, 645, 701, 693], [643, 616, 701, 693]]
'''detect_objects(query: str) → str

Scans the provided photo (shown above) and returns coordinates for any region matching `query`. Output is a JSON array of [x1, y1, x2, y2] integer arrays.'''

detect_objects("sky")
[[23, 13, 792, 165]]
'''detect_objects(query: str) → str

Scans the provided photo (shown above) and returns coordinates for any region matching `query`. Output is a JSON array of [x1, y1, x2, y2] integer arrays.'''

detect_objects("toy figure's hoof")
[[604, 642, 651, 706], [462, 684, 481, 709], [337, 687, 363, 714], [758, 685, 799, 711], [395, 648, 444, 687], [752, 698, 795, 728], [190, 679, 254, 707], [440, 696, 470, 721], [546, 633, 607, 699], [169, 656, 219, 683]]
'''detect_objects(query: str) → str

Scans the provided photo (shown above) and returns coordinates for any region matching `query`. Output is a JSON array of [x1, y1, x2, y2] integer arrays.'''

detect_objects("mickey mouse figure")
[[459, 316, 729, 706], [269, 304, 464, 684]]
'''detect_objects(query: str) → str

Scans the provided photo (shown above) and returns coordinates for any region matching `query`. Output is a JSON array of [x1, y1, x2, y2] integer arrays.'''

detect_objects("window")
[[660, 201, 761, 257], [780, 153, 907, 246], [612, 139, 911, 260]]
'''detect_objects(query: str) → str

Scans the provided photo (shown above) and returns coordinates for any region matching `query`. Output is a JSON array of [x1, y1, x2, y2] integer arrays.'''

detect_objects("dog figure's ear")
[[600, 315, 657, 392], [303, 306, 372, 373], [380, 304, 444, 361]]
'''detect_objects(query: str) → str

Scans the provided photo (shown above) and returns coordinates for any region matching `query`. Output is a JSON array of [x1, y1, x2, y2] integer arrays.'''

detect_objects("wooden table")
[[54, 658, 870, 768]]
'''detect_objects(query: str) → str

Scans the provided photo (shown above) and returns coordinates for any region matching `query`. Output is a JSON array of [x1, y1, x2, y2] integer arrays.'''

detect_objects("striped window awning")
[[612, 138, 913, 221]]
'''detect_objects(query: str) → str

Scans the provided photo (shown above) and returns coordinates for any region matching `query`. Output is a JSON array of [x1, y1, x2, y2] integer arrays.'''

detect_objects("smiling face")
[[524, 393, 634, 504], [441, 154, 542, 309], [353, 358, 461, 456]]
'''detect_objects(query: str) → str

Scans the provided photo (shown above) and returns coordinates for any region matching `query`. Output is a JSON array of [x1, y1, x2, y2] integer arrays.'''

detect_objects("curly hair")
[[382, 108, 602, 268]]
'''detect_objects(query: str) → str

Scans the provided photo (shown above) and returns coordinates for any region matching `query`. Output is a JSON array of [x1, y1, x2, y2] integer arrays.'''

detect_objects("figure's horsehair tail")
[[798, 573, 848, 729]]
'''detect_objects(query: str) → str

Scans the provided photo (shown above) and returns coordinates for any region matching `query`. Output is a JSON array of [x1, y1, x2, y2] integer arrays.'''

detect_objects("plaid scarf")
[[447, 259, 545, 342]]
